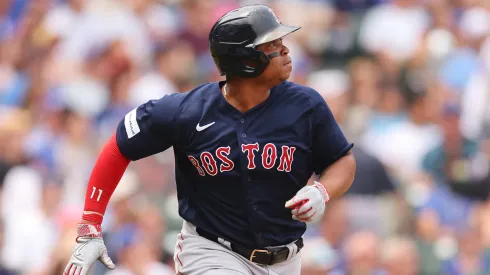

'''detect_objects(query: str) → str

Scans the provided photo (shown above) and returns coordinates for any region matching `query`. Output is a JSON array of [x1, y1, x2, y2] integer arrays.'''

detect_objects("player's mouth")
[[283, 58, 292, 66]]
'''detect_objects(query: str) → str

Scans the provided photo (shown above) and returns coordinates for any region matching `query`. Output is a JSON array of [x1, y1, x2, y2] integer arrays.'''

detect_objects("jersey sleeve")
[[116, 94, 182, 161], [311, 95, 353, 175]]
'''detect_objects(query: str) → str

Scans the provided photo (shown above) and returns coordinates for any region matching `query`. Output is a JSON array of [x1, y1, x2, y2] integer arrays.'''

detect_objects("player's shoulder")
[[277, 81, 326, 106]]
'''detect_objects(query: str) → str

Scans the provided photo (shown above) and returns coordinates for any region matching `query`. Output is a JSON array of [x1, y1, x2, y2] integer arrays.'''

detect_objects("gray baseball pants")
[[173, 221, 302, 275]]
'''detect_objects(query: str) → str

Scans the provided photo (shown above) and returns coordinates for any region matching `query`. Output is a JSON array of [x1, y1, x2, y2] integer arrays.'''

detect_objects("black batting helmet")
[[209, 5, 301, 78]]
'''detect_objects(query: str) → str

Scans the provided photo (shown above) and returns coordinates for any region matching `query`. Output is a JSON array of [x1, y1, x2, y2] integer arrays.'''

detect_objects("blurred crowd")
[[1, 0, 490, 274]]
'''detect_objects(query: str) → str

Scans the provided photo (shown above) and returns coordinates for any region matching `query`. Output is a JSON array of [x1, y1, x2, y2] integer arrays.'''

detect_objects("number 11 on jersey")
[[90, 187, 103, 202]]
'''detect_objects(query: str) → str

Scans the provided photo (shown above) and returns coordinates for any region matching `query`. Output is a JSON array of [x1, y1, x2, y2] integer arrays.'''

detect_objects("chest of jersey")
[[176, 93, 314, 178]]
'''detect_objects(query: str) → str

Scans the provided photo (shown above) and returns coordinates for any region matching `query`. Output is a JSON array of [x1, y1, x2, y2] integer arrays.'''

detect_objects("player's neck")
[[223, 80, 272, 113]]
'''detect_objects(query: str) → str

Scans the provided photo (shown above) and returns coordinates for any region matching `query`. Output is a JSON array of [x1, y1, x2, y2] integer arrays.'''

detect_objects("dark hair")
[[399, 66, 428, 106]]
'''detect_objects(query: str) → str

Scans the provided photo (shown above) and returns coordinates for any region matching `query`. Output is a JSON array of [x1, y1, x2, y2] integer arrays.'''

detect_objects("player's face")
[[256, 38, 292, 84]]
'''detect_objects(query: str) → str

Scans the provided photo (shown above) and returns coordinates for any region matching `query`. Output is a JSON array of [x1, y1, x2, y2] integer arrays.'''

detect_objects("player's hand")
[[63, 223, 115, 275], [285, 181, 330, 223]]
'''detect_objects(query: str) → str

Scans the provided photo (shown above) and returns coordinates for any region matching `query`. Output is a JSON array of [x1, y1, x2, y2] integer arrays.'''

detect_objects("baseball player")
[[63, 4, 356, 275]]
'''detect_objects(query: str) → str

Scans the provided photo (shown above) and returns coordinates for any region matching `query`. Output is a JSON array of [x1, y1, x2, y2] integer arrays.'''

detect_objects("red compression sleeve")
[[82, 134, 130, 224]]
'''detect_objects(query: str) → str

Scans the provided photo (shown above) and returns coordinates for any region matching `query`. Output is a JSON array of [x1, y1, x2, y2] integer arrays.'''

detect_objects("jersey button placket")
[[238, 117, 246, 139], [238, 117, 249, 185]]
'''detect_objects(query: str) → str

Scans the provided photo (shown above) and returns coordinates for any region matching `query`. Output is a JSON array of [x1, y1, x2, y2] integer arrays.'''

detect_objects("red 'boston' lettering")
[[277, 146, 296, 172], [200, 152, 218, 176], [216, 146, 234, 173], [261, 143, 277, 169], [241, 143, 259, 169], [188, 156, 205, 176]]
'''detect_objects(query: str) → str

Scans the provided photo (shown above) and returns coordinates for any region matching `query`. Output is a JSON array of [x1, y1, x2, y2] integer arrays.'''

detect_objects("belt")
[[196, 227, 303, 265]]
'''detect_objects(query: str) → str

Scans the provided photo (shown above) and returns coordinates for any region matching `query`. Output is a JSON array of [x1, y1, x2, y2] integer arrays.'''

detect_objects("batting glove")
[[285, 181, 330, 223], [63, 224, 115, 275]]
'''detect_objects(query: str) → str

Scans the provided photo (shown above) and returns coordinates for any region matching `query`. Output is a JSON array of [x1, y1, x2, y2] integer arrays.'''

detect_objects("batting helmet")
[[209, 5, 301, 78]]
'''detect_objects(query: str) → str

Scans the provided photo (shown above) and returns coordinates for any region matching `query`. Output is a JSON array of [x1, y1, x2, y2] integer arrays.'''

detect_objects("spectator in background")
[[0, 220, 15, 275], [440, 6, 490, 94], [306, 69, 351, 131], [126, 45, 177, 107], [55, 109, 97, 208], [344, 57, 383, 138], [423, 0, 458, 64], [381, 236, 420, 275], [302, 200, 349, 274], [414, 209, 444, 275], [141, 41, 197, 93], [96, 68, 135, 142], [136, 206, 168, 263], [423, 103, 490, 201], [0, 108, 31, 184], [359, 0, 429, 62], [98, 172, 173, 275], [332, 0, 387, 13], [0, 36, 29, 108], [318, 3, 361, 68], [177, 0, 218, 56], [55, 0, 153, 71], [58, 43, 112, 119], [459, 7, 490, 141], [308, 68, 399, 236], [103, 170, 141, 261], [347, 148, 395, 197], [362, 66, 442, 181], [331, 231, 384, 275], [441, 227, 490, 275], [41, 207, 81, 275], [0, 0, 13, 41], [1, 172, 60, 273], [42, 0, 87, 41], [105, 240, 173, 275]]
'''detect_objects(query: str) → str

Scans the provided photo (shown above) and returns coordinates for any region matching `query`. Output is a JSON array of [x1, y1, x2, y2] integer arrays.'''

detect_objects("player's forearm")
[[317, 151, 356, 201], [81, 134, 130, 224]]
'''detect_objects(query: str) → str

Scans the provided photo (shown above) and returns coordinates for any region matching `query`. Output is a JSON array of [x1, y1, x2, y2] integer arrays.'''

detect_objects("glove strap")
[[77, 223, 103, 238], [313, 181, 330, 204]]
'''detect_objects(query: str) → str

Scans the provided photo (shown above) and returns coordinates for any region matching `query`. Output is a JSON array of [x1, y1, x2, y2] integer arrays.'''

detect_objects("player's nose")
[[281, 44, 290, 56]]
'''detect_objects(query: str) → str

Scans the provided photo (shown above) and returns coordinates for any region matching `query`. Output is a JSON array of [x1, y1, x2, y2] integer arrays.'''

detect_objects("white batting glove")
[[63, 224, 115, 275], [285, 181, 330, 223]]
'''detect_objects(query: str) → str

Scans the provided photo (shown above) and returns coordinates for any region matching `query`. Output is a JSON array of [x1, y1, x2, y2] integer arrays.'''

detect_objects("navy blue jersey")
[[116, 81, 353, 248]]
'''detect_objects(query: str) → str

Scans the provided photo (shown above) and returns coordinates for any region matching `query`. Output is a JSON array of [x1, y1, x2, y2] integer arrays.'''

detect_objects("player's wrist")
[[77, 223, 103, 238], [82, 210, 104, 224], [313, 181, 330, 204], [80, 219, 100, 225]]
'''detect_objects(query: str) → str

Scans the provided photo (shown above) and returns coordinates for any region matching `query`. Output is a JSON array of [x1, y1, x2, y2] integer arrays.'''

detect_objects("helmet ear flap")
[[241, 51, 270, 74], [214, 48, 271, 78], [240, 49, 271, 77], [259, 51, 270, 64]]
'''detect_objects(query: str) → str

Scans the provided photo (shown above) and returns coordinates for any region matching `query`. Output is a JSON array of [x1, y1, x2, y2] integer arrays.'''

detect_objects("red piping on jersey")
[[82, 134, 130, 224], [176, 233, 184, 274]]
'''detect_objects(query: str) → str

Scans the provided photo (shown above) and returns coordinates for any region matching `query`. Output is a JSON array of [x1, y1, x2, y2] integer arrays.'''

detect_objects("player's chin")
[[280, 69, 292, 81], [272, 64, 292, 82]]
